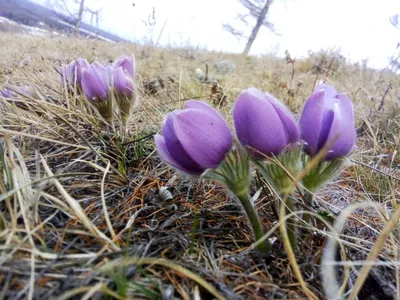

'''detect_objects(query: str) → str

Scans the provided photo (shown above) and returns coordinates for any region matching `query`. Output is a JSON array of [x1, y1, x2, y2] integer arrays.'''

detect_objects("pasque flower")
[[113, 66, 134, 98], [114, 55, 135, 79], [81, 62, 110, 102], [112, 65, 136, 127], [233, 88, 300, 158], [81, 62, 113, 121], [155, 101, 270, 254], [155, 100, 233, 175], [59, 58, 89, 89], [0, 88, 16, 98], [299, 84, 356, 160]]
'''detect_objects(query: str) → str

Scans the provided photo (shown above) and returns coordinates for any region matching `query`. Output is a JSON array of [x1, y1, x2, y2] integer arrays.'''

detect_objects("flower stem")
[[234, 189, 271, 254], [301, 190, 314, 239], [303, 190, 314, 223], [285, 196, 297, 250]]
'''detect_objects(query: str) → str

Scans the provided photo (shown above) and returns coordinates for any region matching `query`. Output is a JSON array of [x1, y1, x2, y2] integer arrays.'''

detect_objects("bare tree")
[[87, 7, 102, 37], [224, 0, 277, 55], [73, 0, 85, 36], [47, 0, 99, 36]]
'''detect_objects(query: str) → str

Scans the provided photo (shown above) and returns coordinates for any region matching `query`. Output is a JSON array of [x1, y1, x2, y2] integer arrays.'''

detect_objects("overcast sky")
[[31, 0, 400, 69]]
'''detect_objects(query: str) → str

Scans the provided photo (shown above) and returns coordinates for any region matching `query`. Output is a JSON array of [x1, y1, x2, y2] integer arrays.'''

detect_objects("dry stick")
[[324, 56, 336, 79], [350, 158, 400, 182], [377, 83, 392, 112], [348, 205, 400, 300]]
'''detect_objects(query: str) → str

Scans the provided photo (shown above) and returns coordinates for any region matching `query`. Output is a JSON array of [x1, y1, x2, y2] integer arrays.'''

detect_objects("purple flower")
[[155, 100, 233, 175], [300, 84, 356, 160], [81, 62, 110, 101], [59, 58, 89, 87], [0, 88, 16, 98], [114, 55, 135, 79], [113, 66, 134, 97], [233, 88, 300, 158]]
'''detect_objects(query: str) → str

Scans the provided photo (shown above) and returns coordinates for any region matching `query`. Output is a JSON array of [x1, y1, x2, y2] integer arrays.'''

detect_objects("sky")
[[31, 0, 400, 69]]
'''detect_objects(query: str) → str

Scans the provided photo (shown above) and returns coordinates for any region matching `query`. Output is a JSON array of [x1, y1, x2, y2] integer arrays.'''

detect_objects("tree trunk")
[[74, 0, 85, 36], [242, 0, 273, 55]]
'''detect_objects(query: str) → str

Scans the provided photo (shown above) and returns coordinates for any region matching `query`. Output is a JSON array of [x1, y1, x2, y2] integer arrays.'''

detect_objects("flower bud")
[[233, 88, 300, 158], [155, 100, 232, 175], [300, 84, 356, 160], [114, 55, 135, 79], [81, 63, 110, 102]]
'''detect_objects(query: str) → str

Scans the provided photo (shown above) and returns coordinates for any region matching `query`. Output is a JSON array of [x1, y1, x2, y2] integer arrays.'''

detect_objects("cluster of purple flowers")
[[155, 83, 357, 254], [155, 83, 357, 175], [59, 55, 136, 124]]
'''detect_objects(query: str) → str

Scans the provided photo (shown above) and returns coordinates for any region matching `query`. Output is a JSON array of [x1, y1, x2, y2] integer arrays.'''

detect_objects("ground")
[[0, 32, 399, 300]]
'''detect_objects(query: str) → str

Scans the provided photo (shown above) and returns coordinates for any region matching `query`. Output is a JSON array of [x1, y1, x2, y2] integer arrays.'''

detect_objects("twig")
[[377, 83, 392, 112]]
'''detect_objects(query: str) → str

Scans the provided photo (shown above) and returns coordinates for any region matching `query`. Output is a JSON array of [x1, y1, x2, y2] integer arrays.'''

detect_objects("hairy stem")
[[301, 190, 314, 239], [235, 189, 271, 254], [285, 196, 297, 250]]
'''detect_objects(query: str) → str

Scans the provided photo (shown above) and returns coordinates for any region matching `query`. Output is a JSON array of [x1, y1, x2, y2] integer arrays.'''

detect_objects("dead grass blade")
[[99, 257, 226, 300], [40, 154, 120, 251]]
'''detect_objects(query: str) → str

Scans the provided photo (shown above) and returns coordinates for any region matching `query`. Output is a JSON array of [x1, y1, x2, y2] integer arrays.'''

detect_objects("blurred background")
[[1, 0, 400, 70]]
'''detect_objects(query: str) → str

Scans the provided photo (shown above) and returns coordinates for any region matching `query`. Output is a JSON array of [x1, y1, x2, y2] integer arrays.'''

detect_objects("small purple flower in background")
[[113, 67, 134, 98], [233, 88, 300, 158], [0, 88, 16, 98], [114, 55, 135, 79], [81, 62, 113, 121], [155, 100, 233, 175], [81, 63, 110, 102], [112, 56, 137, 128], [59, 58, 89, 89], [300, 84, 356, 160]]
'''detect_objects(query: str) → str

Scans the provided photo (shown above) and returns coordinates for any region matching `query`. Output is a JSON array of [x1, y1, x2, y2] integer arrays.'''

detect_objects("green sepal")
[[302, 154, 346, 193], [253, 144, 302, 195]]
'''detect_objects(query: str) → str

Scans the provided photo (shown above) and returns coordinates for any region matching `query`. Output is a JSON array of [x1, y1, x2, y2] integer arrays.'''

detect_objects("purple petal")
[[75, 58, 90, 85], [114, 67, 134, 97], [114, 55, 135, 78], [234, 88, 289, 157], [300, 90, 326, 155], [0, 88, 16, 98], [184, 100, 223, 119], [314, 83, 338, 99], [173, 109, 232, 168], [324, 95, 356, 160], [82, 66, 108, 100], [265, 92, 300, 144], [162, 112, 205, 174], [91, 62, 110, 84], [154, 134, 200, 174], [317, 109, 334, 150], [59, 64, 73, 84]]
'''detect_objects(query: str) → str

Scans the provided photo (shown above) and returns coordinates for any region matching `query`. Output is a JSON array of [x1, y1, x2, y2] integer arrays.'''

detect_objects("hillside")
[[0, 0, 130, 42], [0, 31, 399, 300]]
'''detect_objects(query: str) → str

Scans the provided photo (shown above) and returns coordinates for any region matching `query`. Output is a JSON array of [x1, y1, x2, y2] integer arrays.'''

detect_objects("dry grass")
[[0, 32, 399, 299]]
